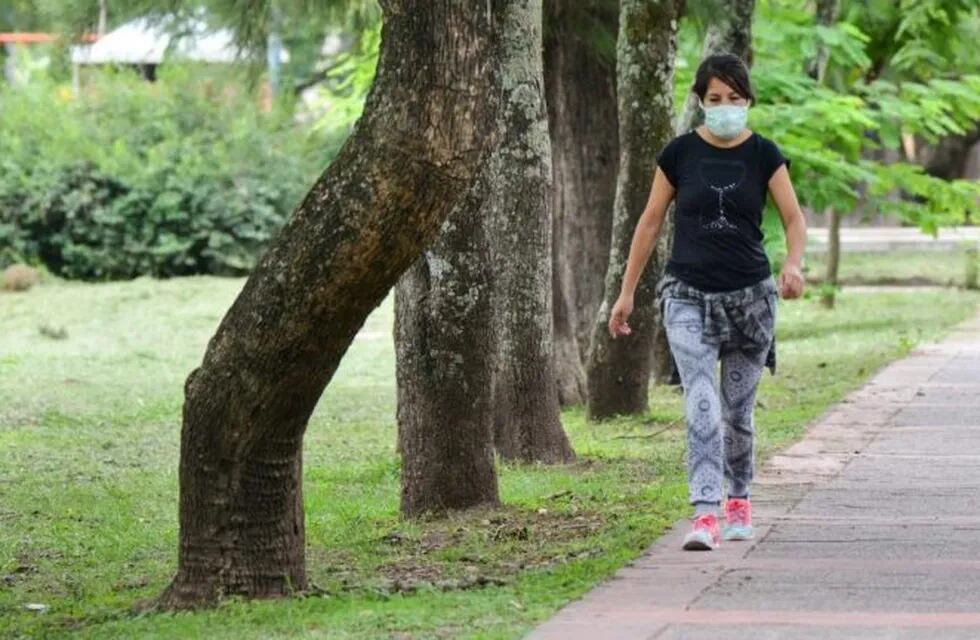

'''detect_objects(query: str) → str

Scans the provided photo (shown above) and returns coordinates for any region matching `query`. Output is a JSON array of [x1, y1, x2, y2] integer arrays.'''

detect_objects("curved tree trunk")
[[490, 0, 575, 465], [396, 0, 565, 514], [651, 0, 758, 383], [545, 0, 619, 406], [158, 1, 506, 609], [585, 0, 683, 420]]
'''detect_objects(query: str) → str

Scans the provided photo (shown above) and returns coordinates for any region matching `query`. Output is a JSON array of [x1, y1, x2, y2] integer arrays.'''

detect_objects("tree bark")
[[821, 208, 841, 308], [585, 0, 684, 420], [651, 0, 757, 383], [397, 0, 567, 514], [158, 0, 506, 609], [544, 0, 620, 407], [490, 0, 576, 465]]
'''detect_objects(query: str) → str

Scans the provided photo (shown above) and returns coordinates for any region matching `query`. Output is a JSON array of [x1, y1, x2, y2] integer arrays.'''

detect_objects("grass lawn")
[[1, 275, 978, 639], [804, 248, 976, 287]]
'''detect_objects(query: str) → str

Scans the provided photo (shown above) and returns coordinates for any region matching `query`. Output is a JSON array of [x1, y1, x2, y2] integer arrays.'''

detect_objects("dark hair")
[[691, 53, 754, 102]]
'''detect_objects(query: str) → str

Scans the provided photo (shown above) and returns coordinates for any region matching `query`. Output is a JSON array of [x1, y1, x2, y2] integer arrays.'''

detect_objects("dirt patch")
[[306, 504, 610, 597], [2, 559, 37, 587], [376, 506, 607, 594]]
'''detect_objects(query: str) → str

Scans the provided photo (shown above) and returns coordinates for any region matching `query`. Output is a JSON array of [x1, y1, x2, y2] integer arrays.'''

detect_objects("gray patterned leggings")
[[663, 296, 773, 507]]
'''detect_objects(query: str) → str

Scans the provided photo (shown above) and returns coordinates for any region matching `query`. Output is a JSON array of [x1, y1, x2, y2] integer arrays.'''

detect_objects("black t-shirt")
[[656, 129, 790, 292]]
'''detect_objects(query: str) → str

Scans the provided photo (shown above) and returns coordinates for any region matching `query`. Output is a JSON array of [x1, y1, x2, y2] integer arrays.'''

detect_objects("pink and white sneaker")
[[682, 513, 721, 550], [723, 498, 755, 541]]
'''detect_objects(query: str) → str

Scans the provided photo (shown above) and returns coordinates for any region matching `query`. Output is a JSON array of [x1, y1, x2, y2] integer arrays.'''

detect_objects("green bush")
[[0, 65, 328, 279]]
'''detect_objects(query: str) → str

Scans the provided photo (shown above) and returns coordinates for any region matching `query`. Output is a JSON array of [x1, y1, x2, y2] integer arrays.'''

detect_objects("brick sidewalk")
[[527, 311, 980, 640]]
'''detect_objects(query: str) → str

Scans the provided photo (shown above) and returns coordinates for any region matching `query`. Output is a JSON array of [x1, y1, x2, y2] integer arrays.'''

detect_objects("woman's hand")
[[608, 294, 634, 338], [779, 262, 805, 299], [768, 165, 807, 300]]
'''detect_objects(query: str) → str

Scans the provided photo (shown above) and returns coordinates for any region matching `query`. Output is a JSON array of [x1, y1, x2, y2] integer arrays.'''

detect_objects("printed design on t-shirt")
[[697, 158, 746, 234]]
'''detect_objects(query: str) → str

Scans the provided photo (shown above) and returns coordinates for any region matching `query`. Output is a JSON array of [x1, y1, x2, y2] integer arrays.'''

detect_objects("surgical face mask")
[[699, 99, 749, 140]]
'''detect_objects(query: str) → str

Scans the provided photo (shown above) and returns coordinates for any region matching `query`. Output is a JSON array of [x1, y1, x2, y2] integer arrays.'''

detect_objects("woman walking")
[[608, 54, 807, 551]]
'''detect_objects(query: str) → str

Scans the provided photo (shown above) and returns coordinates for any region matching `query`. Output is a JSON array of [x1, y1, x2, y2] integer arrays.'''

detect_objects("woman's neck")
[[695, 125, 753, 148]]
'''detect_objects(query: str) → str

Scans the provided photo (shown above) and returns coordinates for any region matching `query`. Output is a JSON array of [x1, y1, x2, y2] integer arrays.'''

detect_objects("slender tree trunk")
[[490, 0, 576, 464], [585, 0, 684, 420], [812, 0, 840, 309], [545, 0, 619, 406], [807, 0, 838, 81], [652, 0, 757, 383], [397, 0, 562, 515], [158, 1, 506, 609], [822, 208, 841, 308]]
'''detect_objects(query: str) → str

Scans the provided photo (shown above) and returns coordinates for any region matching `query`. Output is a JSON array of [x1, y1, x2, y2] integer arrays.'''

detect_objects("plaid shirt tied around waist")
[[656, 273, 778, 375]]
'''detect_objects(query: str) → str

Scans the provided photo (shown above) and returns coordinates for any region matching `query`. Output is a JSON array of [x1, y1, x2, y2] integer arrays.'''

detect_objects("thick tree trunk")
[[490, 0, 576, 465], [708, 0, 755, 65], [652, 0, 757, 383], [922, 128, 980, 181], [396, 0, 562, 514], [395, 207, 500, 515], [585, 0, 683, 420], [545, 0, 619, 406], [158, 1, 506, 609]]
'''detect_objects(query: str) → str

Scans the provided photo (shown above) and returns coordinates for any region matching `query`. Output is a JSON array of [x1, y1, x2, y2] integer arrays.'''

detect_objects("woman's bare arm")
[[619, 167, 676, 298], [768, 164, 806, 298]]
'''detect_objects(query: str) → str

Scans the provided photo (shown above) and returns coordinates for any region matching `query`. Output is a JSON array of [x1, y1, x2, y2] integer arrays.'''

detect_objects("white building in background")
[[69, 17, 288, 90]]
